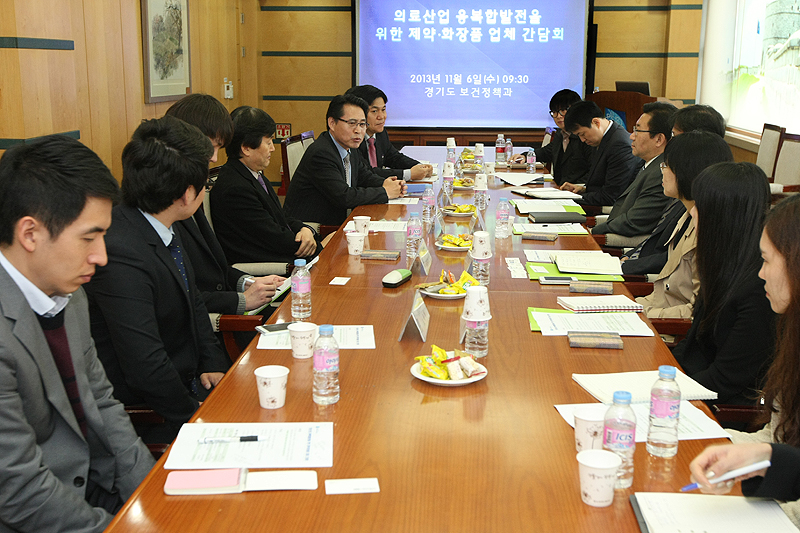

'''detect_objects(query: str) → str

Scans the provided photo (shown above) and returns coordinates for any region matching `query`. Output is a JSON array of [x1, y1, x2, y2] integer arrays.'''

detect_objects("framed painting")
[[141, 0, 191, 103]]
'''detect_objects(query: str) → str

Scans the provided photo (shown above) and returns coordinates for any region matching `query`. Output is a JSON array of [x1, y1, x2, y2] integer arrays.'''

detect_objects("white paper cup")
[[346, 232, 366, 255], [576, 450, 622, 507], [446, 137, 456, 148], [442, 161, 455, 177], [461, 285, 492, 321], [474, 143, 484, 156], [472, 231, 492, 259], [254, 365, 290, 409], [474, 173, 488, 191], [574, 405, 608, 452], [484, 162, 496, 175], [353, 216, 370, 235], [287, 322, 318, 359]]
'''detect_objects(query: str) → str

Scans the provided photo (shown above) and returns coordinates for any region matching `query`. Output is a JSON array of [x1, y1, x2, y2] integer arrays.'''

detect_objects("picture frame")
[[141, 0, 192, 104]]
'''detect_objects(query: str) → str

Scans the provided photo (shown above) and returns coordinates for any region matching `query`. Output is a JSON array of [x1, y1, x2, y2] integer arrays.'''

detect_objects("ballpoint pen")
[[680, 459, 771, 492], [197, 436, 263, 444]]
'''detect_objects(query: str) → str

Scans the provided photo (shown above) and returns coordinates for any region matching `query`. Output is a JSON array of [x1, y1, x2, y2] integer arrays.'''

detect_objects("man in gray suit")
[[592, 102, 677, 237], [0, 135, 155, 532]]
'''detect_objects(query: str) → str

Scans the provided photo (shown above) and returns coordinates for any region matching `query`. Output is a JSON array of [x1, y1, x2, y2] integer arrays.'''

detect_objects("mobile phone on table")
[[538, 276, 577, 285]]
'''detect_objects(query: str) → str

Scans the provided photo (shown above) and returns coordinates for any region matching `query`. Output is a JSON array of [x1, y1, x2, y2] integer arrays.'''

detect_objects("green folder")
[[525, 262, 624, 282], [509, 200, 586, 215], [527, 307, 573, 331]]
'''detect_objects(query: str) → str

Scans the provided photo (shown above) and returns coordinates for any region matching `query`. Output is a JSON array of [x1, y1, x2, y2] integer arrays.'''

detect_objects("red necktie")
[[367, 137, 377, 168]]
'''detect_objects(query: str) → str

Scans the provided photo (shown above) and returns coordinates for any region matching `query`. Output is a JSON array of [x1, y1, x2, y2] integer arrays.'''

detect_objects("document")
[[554, 402, 731, 442], [164, 422, 334, 469], [494, 172, 544, 187], [554, 251, 623, 275], [512, 199, 577, 213], [525, 189, 583, 199], [524, 249, 602, 263], [388, 198, 420, 204], [530, 310, 654, 336], [343, 220, 408, 232], [631, 492, 798, 533], [525, 262, 623, 282], [512, 223, 588, 235], [257, 325, 376, 349], [571, 370, 718, 403]]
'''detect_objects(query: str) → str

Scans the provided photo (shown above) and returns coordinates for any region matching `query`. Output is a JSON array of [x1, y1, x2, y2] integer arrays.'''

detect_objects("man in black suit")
[[166, 94, 281, 316], [345, 84, 432, 180], [85, 116, 230, 442], [560, 100, 641, 206], [211, 106, 322, 266], [513, 89, 594, 186], [283, 94, 406, 226]]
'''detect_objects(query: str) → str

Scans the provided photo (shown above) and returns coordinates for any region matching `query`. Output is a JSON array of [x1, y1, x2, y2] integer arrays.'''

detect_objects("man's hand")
[[295, 227, 317, 257], [559, 182, 586, 194], [243, 277, 278, 311], [689, 443, 772, 494], [511, 154, 526, 163], [383, 177, 404, 199], [200, 372, 225, 390], [409, 164, 433, 180]]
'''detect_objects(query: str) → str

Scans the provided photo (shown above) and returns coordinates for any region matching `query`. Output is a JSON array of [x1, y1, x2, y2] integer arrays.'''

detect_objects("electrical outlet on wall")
[[223, 77, 234, 100]]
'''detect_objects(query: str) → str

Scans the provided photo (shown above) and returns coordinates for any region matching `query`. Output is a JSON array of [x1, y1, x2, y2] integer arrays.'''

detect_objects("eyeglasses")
[[549, 109, 568, 118], [631, 128, 653, 135], [337, 118, 368, 130]]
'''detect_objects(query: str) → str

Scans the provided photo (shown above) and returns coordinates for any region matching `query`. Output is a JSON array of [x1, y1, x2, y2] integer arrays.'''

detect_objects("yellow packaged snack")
[[430, 344, 448, 364], [415, 356, 448, 380]]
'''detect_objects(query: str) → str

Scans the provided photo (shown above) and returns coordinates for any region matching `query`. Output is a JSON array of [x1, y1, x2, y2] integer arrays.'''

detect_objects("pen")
[[197, 436, 262, 444], [680, 459, 771, 492]]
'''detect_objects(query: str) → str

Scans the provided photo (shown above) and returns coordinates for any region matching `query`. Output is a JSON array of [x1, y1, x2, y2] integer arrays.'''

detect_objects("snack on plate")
[[415, 356, 448, 380], [445, 360, 465, 380], [415, 270, 477, 295], [443, 203, 476, 214], [453, 177, 475, 187], [416, 345, 486, 381], [461, 163, 482, 171], [458, 356, 482, 378], [440, 234, 473, 248], [460, 148, 475, 160]]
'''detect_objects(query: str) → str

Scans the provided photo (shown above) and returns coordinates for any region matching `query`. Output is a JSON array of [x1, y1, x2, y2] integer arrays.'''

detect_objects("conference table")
[[106, 148, 734, 532]]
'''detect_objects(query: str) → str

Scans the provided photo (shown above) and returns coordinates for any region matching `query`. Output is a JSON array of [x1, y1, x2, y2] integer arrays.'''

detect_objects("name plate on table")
[[469, 210, 486, 232], [360, 250, 400, 261], [418, 240, 432, 275], [398, 290, 430, 342]]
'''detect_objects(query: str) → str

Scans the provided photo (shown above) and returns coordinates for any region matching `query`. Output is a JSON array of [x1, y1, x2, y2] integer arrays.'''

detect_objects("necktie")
[[367, 137, 378, 167], [344, 152, 351, 186], [256, 172, 270, 194], [167, 234, 189, 291]]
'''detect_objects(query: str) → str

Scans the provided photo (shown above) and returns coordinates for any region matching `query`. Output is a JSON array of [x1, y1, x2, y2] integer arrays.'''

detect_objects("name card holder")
[[398, 290, 430, 342]]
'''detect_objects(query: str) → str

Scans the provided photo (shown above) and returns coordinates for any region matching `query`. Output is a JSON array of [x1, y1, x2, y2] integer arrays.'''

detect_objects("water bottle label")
[[650, 396, 680, 419], [291, 277, 310, 294], [604, 427, 634, 448], [527, 153, 536, 163], [444, 175, 454, 183], [313, 348, 339, 371], [407, 227, 422, 239], [424, 195, 435, 206], [466, 320, 488, 329]]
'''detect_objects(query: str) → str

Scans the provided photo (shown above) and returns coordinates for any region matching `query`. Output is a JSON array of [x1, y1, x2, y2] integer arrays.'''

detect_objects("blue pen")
[[680, 459, 771, 492]]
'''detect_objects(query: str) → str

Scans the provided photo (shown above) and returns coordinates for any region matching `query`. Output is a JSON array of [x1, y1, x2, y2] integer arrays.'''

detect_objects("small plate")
[[419, 287, 468, 299], [435, 240, 471, 251], [411, 361, 488, 387], [442, 209, 475, 217], [453, 185, 475, 191]]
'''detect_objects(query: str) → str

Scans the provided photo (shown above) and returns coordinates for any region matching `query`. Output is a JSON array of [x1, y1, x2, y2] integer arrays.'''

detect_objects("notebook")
[[572, 369, 718, 403], [554, 252, 623, 275], [163, 469, 318, 495], [557, 294, 643, 313]]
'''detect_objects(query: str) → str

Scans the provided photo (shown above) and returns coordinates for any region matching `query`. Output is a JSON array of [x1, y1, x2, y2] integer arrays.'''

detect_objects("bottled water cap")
[[658, 365, 677, 379], [294, 259, 307, 266], [613, 390, 632, 405], [410, 212, 419, 217], [319, 324, 334, 335]]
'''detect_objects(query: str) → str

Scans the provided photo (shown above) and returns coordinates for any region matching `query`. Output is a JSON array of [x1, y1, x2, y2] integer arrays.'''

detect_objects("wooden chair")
[[279, 130, 314, 195], [209, 313, 266, 362], [772, 131, 800, 194], [712, 403, 768, 431], [586, 91, 656, 133], [756, 124, 785, 181]]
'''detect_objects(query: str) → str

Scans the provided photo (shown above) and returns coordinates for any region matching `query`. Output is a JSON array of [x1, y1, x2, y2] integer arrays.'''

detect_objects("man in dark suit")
[[345, 84, 432, 180], [592, 102, 676, 237], [513, 89, 594, 186], [0, 135, 154, 531], [211, 106, 322, 266], [283, 94, 406, 226], [165, 94, 282, 315], [85, 116, 231, 442], [561, 100, 641, 206]]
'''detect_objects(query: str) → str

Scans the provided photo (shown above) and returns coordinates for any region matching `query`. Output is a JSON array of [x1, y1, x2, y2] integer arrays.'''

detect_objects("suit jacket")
[[743, 443, 800, 501], [84, 205, 230, 432], [621, 200, 686, 275], [284, 131, 389, 226], [593, 153, 671, 236], [673, 273, 775, 406], [210, 158, 321, 265], [0, 273, 154, 533], [175, 210, 246, 315], [533, 129, 594, 186], [356, 130, 419, 178], [578, 122, 641, 206]]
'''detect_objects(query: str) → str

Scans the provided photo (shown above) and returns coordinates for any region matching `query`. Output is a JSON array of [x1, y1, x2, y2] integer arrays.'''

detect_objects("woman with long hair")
[[635, 131, 733, 318], [688, 195, 800, 521], [672, 162, 774, 407]]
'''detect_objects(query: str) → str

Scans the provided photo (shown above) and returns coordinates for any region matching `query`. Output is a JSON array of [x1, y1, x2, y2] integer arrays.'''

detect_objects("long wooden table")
[[105, 160, 732, 532]]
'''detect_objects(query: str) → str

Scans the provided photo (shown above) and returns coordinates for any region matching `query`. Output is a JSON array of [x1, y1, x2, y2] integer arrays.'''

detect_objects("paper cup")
[[472, 231, 492, 259], [287, 322, 318, 359], [484, 162, 496, 175], [576, 450, 621, 507], [474, 143, 484, 156], [346, 232, 366, 256], [461, 285, 491, 321], [474, 173, 488, 191], [442, 161, 455, 177], [254, 365, 289, 409], [353, 216, 370, 235], [574, 405, 608, 452], [446, 137, 456, 148]]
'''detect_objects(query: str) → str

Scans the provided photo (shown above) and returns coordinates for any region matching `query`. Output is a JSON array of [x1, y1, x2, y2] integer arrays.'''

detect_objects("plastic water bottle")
[[603, 391, 636, 489], [422, 185, 435, 223], [526, 148, 537, 174], [406, 211, 422, 261], [505, 137, 514, 164], [474, 143, 485, 168], [313, 324, 339, 405], [446, 137, 456, 164], [474, 189, 488, 210], [454, 157, 463, 179], [290, 259, 311, 319], [464, 320, 489, 358], [443, 174, 454, 196], [495, 197, 511, 238], [646, 365, 681, 457], [495, 134, 506, 165], [473, 259, 490, 286]]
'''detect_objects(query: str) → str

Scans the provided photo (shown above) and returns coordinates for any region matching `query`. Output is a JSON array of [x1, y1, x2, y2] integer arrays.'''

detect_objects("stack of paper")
[[512, 223, 588, 235], [557, 294, 643, 313], [529, 309, 653, 336], [571, 370, 718, 403], [554, 251, 623, 275], [523, 249, 602, 263], [495, 173, 544, 187], [524, 189, 582, 200]]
